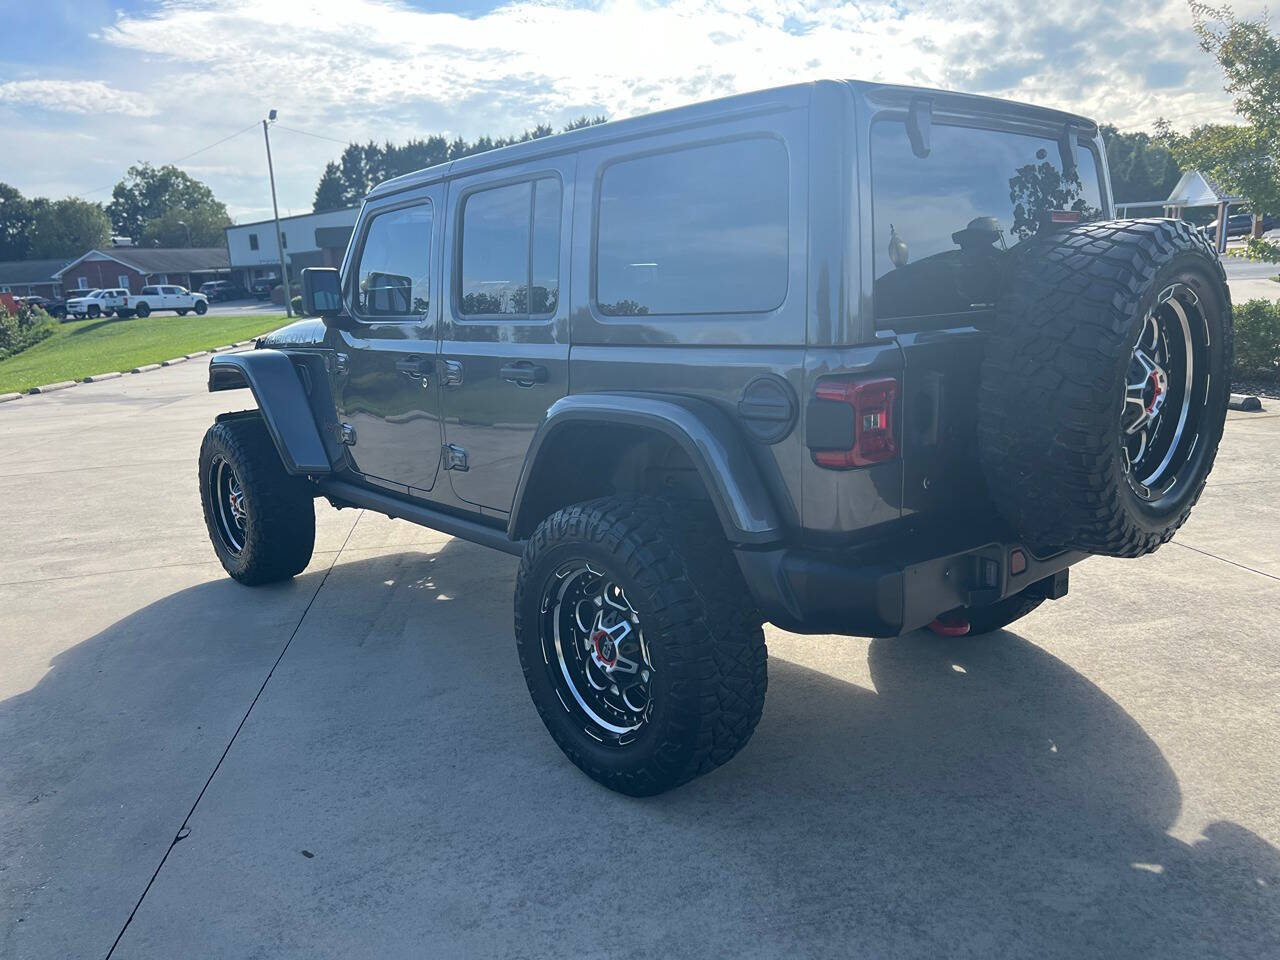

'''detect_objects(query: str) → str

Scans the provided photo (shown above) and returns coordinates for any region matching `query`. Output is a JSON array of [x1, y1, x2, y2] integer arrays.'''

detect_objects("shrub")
[[1233, 298, 1280, 380], [291, 295, 303, 315], [0, 304, 56, 361]]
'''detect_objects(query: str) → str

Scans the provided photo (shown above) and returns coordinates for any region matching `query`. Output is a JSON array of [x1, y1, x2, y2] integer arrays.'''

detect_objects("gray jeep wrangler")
[[199, 81, 1231, 795]]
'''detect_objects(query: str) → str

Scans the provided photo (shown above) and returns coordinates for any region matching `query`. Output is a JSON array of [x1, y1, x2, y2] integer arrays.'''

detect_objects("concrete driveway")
[[1, 362, 1277, 960]]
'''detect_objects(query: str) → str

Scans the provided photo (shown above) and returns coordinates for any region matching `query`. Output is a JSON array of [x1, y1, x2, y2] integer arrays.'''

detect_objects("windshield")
[[85, 290, 104, 299]]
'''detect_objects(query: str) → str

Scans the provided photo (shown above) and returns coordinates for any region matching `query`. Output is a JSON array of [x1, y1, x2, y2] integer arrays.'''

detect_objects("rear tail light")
[[810, 376, 899, 468]]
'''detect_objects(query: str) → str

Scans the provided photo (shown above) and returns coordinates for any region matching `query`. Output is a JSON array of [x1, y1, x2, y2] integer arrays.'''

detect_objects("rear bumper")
[[734, 527, 1085, 637]]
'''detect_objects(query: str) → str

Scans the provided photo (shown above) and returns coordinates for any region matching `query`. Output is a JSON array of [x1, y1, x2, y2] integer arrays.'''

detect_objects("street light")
[[262, 108, 292, 317], [176, 220, 192, 247]]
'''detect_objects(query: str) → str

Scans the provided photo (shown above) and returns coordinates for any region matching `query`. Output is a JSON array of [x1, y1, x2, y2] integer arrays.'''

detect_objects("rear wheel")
[[135, 301, 151, 318], [199, 415, 316, 585], [515, 497, 768, 795]]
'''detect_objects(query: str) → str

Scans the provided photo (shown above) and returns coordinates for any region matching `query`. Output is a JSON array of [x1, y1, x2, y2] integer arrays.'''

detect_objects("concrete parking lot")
[[1, 360, 1277, 959]]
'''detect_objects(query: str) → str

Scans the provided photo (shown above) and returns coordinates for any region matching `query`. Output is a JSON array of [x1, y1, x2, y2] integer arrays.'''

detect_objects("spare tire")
[[979, 219, 1231, 558]]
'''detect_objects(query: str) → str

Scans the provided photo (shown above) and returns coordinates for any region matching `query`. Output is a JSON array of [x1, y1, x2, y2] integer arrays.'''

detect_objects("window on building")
[[249, 233, 259, 251], [870, 121, 1104, 322], [353, 202, 434, 318], [595, 138, 789, 316], [77, 276, 88, 290], [459, 178, 561, 317], [118, 275, 131, 291]]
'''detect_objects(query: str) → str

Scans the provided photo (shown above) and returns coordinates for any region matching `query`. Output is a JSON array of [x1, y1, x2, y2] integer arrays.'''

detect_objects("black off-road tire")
[[514, 496, 768, 796], [980, 219, 1231, 558], [199, 414, 316, 585], [135, 302, 151, 318]]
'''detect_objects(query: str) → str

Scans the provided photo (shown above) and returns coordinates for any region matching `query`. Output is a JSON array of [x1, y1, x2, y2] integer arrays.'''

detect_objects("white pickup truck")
[[131, 284, 209, 318], [66, 288, 132, 318]]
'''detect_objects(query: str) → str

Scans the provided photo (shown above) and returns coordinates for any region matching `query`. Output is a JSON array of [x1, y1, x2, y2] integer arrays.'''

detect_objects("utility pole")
[[262, 109, 292, 317]]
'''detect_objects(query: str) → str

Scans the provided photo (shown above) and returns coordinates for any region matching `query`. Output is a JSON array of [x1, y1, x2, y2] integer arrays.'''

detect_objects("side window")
[[248, 233, 259, 251], [353, 202, 434, 319], [870, 122, 1103, 322], [459, 178, 561, 317], [595, 138, 789, 316]]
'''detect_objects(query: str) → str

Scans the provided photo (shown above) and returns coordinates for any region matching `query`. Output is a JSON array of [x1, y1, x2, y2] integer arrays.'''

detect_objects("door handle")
[[395, 356, 432, 382], [499, 361, 548, 386]]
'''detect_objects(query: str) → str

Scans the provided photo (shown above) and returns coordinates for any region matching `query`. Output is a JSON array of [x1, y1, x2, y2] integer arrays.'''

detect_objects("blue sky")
[[0, 0, 1257, 224]]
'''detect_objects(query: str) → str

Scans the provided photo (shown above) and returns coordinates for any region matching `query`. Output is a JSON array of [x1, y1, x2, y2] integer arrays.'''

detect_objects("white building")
[[224, 207, 359, 290]]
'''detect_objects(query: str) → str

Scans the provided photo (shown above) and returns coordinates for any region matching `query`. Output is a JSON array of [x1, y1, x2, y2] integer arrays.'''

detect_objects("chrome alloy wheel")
[[540, 561, 655, 744], [1120, 283, 1211, 501], [209, 454, 248, 555]]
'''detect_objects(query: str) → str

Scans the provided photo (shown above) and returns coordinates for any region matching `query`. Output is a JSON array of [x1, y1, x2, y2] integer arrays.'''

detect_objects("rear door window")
[[870, 122, 1103, 322], [458, 177, 561, 317]]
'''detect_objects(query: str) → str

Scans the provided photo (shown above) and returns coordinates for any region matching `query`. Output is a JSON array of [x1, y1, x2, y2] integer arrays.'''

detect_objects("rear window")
[[142, 286, 158, 295], [594, 137, 789, 316], [871, 121, 1103, 322]]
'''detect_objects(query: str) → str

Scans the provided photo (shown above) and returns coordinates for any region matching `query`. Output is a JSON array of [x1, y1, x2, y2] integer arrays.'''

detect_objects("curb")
[[1229, 393, 1264, 412], [29, 380, 77, 394], [184, 351, 208, 359], [83, 371, 123, 383], [132, 363, 161, 374], [0, 392, 21, 403], [161, 357, 188, 366], [211, 345, 234, 353]]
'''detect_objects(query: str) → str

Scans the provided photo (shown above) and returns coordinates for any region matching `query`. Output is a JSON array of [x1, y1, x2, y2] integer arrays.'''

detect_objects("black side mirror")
[[300, 267, 343, 319]]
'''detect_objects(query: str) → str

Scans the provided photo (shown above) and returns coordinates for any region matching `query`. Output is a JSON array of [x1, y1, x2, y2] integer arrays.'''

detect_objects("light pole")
[[176, 220, 192, 247], [262, 108, 293, 317]]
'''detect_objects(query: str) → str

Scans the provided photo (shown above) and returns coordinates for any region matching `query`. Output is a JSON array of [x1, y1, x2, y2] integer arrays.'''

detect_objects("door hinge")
[[441, 359, 464, 387], [340, 423, 357, 446], [442, 443, 468, 472]]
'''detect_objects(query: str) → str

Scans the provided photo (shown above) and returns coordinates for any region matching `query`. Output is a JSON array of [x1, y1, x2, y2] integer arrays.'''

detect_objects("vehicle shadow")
[[3, 537, 1277, 959]]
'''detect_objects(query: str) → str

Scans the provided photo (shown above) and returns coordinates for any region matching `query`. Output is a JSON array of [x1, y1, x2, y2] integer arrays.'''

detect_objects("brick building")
[[0, 257, 74, 297], [53, 247, 231, 294]]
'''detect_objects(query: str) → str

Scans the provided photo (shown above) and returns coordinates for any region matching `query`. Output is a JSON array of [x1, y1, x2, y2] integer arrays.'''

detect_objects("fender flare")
[[208, 350, 330, 475], [508, 393, 784, 545]]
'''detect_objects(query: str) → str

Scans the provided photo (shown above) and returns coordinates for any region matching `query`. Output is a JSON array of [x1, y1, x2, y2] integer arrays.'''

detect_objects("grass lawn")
[[0, 313, 281, 394]]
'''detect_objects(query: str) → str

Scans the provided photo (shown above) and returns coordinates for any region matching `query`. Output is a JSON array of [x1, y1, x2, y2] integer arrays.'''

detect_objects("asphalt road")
[[1, 361, 1277, 959]]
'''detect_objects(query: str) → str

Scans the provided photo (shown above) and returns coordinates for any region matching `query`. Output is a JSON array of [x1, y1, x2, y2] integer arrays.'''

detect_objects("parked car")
[[66, 288, 133, 318], [198, 80, 1231, 796], [132, 284, 209, 317], [16, 295, 65, 319], [251, 277, 281, 300], [1207, 211, 1280, 240], [199, 280, 246, 302]]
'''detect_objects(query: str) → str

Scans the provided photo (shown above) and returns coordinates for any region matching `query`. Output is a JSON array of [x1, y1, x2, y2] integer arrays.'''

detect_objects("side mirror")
[[300, 267, 343, 319]]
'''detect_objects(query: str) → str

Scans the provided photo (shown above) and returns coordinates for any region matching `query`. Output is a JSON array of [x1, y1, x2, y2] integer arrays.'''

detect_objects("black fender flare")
[[508, 393, 783, 545], [208, 350, 330, 475]]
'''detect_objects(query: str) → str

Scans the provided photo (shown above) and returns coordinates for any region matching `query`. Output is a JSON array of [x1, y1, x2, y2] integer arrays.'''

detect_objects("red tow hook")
[[928, 612, 970, 637]]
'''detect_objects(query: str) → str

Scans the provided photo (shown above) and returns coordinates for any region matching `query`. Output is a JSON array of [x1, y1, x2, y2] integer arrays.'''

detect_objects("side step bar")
[[315, 478, 524, 556]]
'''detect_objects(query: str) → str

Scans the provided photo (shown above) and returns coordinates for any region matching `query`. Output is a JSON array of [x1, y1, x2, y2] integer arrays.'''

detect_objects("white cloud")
[[0, 79, 155, 117], [0, 0, 1267, 218]]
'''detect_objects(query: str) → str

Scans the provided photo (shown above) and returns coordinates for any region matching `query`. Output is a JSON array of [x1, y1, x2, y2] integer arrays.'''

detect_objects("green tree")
[[1100, 126, 1182, 204], [138, 204, 231, 247], [27, 198, 111, 258], [108, 163, 230, 242], [0, 182, 37, 261], [312, 116, 608, 212], [1179, 4, 1280, 257], [313, 161, 346, 212]]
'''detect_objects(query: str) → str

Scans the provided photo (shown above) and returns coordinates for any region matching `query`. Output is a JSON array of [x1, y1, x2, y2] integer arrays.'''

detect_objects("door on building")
[[334, 184, 445, 495], [438, 157, 572, 513]]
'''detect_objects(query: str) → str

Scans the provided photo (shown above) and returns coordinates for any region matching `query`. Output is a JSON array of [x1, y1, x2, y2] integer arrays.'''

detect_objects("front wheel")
[[515, 497, 768, 796], [194, 300, 208, 315], [199, 415, 316, 585]]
